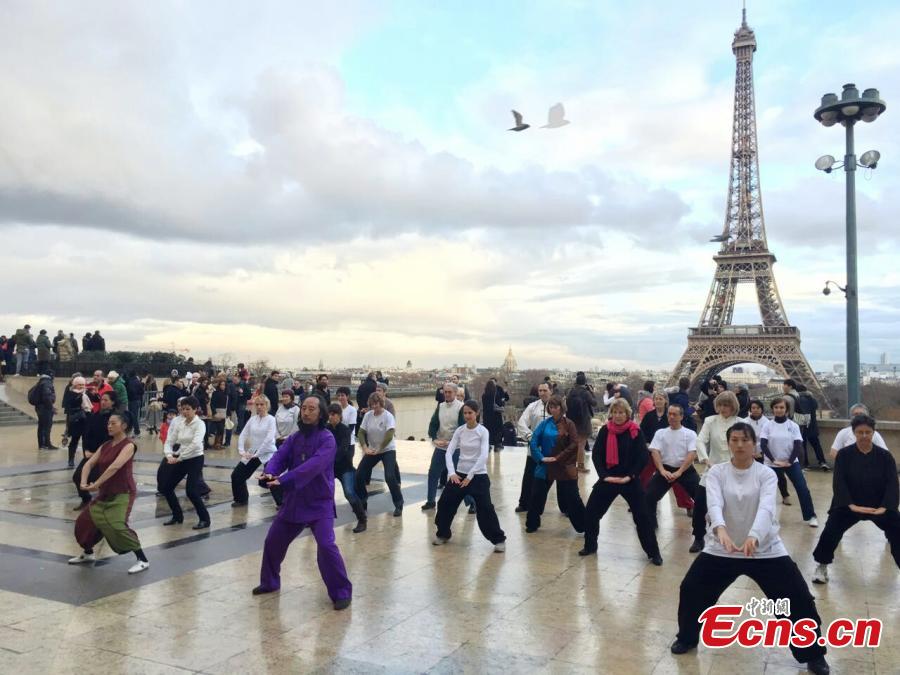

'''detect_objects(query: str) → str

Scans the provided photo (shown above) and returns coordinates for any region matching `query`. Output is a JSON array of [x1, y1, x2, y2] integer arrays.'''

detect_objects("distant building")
[[501, 347, 518, 376]]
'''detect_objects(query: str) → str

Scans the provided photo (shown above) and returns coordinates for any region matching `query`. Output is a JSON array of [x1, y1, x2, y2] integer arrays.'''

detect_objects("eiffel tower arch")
[[668, 8, 829, 406]]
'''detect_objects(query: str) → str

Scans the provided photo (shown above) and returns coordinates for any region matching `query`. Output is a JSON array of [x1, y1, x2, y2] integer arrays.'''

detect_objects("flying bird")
[[508, 110, 530, 132], [709, 233, 730, 242], [541, 103, 570, 128]]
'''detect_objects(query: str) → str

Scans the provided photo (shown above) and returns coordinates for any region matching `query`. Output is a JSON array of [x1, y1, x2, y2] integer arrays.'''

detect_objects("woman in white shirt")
[[274, 390, 300, 442], [160, 396, 211, 529], [743, 399, 791, 505], [690, 391, 740, 553], [671, 422, 830, 675], [354, 392, 404, 517], [231, 397, 278, 507], [760, 397, 818, 527], [433, 400, 506, 552]]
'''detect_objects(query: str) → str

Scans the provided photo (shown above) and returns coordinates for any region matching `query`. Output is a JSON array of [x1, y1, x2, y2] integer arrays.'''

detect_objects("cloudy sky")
[[2, 0, 898, 371]]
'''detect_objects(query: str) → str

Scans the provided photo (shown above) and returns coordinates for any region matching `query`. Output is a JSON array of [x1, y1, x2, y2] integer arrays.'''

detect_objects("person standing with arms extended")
[[253, 396, 353, 609], [68, 412, 150, 574], [160, 396, 211, 529]]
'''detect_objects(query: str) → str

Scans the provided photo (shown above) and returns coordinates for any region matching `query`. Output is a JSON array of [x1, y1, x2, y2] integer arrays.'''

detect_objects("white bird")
[[508, 110, 530, 132], [541, 103, 570, 128]]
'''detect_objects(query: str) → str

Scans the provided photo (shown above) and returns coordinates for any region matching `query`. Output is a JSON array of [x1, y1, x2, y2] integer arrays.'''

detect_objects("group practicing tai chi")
[[61, 367, 898, 675]]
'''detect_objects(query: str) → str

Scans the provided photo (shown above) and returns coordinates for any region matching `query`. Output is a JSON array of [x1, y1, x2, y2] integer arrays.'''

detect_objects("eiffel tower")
[[668, 8, 828, 404]]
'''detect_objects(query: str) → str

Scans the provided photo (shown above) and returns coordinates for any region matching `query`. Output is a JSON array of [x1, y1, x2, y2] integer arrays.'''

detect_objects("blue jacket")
[[529, 418, 559, 480]]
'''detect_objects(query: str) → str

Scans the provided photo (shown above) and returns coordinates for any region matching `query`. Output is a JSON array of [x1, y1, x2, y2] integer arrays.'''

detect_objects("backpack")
[[501, 421, 519, 447], [566, 391, 588, 423], [793, 394, 812, 427], [27, 383, 42, 406]]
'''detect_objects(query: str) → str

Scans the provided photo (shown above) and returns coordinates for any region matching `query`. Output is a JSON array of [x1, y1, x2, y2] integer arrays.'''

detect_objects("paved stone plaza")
[[0, 423, 897, 674]]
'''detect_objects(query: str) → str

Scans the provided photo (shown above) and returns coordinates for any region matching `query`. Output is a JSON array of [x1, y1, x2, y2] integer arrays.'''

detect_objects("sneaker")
[[689, 536, 704, 553], [819, 464, 831, 472], [670, 639, 695, 654], [807, 656, 831, 675], [68, 553, 96, 564], [420, 501, 436, 511], [432, 536, 448, 546], [812, 563, 829, 584], [128, 560, 150, 574], [807, 517, 819, 528], [493, 542, 506, 553], [782, 497, 792, 505]]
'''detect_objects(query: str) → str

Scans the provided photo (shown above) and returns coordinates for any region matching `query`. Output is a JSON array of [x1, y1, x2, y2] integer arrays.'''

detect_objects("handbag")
[[225, 416, 235, 431]]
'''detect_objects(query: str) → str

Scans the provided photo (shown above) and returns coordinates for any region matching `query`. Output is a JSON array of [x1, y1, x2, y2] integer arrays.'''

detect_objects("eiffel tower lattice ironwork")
[[668, 8, 828, 404]]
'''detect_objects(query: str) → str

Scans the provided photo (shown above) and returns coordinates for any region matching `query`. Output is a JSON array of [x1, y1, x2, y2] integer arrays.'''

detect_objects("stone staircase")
[[0, 399, 34, 427]]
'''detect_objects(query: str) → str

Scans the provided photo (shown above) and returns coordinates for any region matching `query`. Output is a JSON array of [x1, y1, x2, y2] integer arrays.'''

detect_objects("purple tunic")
[[266, 426, 336, 522]]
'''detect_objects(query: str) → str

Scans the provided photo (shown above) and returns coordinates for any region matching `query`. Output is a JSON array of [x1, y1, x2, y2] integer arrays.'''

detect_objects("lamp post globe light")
[[814, 83, 886, 415]]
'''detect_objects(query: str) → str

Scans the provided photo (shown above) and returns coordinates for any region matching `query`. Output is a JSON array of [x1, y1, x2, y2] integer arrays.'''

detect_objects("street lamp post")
[[814, 83, 886, 415]]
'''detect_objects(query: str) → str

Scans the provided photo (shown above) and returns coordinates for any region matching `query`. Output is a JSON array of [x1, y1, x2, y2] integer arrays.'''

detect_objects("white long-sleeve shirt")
[[341, 403, 358, 445], [741, 415, 769, 456], [274, 405, 299, 439], [704, 460, 788, 559], [517, 399, 548, 440], [238, 413, 277, 463], [696, 414, 740, 486], [446, 423, 489, 479], [163, 415, 206, 460]]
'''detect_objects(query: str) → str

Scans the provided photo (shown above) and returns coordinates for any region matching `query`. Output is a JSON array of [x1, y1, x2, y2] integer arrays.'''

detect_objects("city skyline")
[[1, 1, 898, 372]]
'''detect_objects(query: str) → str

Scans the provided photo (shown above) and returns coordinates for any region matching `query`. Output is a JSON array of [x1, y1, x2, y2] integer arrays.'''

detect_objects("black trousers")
[[526, 477, 585, 532], [67, 417, 85, 464], [435, 474, 506, 544], [72, 455, 100, 504], [36, 406, 54, 448], [161, 456, 210, 522], [645, 465, 700, 529], [813, 507, 900, 567], [583, 479, 659, 557], [677, 553, 826, 664], [229, 457, 284, 506], [518, 455, 565, 513], [355, 450, 403, 509], [800, 425, 827, 466], [691, 486, 710, 539], [755, 457, 790, 498]]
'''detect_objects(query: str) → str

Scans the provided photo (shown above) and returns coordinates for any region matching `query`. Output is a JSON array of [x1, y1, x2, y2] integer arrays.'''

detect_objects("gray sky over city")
[[2, 1, 898, 370]]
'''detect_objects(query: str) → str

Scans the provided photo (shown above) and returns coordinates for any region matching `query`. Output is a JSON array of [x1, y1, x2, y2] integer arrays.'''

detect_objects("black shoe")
[[670, 639, 695, 655], [352, 520, 367, 533], [421, 501, 436, 511], [202, 493, 210, 501], [231, 501, 248, 508], [807, 656, 830, 675], [514, 505, 528, 513], [468, 505, 476, 515], [525, 526, 538, 533], [252, 585, 276, 596], [689, 536, 704, 553], [578, 546, 597, 557], [686, 507, 694, 517], [333, 598, 352, 611], [46, 445, 60, 450], [163, 517, 183, 526], [192, 521, 210, 530], [650, 555, 663, 566], [819, 464, 830, 472], [67, 461, 75, 469], [393, 507, 402, 517]]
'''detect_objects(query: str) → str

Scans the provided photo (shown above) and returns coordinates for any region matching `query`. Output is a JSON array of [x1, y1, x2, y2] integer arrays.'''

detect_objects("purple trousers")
[[260, 515, 352, 602]]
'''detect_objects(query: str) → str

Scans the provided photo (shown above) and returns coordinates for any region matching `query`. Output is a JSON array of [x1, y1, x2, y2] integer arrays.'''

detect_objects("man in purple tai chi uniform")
[[253, 395, 353, 610]]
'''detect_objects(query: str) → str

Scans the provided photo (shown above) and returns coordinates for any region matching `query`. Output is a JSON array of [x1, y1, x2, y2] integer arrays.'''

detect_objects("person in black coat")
[[580, 398, 662, 565], [355, 372, 378, 433], [481, 379, 506, 451], [264, 371, 281, 415], [327, 404, 366, 533]]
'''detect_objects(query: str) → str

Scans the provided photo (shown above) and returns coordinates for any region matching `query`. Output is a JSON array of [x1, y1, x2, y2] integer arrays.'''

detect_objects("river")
[[389, 395, 438, 440]]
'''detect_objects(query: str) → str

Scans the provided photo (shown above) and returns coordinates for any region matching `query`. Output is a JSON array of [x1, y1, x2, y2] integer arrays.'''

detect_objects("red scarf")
[[605, 419, 640, 468]]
